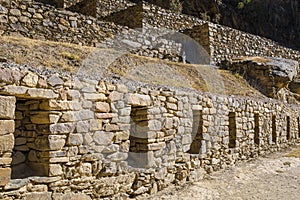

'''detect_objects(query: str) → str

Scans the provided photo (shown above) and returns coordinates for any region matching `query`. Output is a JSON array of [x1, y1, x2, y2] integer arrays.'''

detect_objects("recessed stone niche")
[[12, 99, 53, 179]]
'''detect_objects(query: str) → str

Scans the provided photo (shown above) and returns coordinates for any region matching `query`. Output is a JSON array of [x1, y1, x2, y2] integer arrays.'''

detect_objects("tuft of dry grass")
[[0, 35, 95, 72], [0, 35, 269, 99], [285, 149, 300, 158]]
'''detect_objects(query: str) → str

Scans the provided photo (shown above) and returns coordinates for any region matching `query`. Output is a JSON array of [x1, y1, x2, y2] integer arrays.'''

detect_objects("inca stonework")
[[0, 0, 300, 200], [1, 0, 300, 64], [0, 63, 299, 199]]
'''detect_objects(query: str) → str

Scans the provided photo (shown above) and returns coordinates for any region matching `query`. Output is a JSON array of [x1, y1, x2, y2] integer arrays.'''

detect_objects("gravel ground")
[[146, 146, 300, 200]]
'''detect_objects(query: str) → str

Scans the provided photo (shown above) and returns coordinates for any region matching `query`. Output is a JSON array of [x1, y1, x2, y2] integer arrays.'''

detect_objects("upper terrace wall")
[[0, 62, 299, 199], [103, 2, 203, 30], [185, 23, 300, 64], [2, 0, 300, 66], [0, 0, 125, 46]]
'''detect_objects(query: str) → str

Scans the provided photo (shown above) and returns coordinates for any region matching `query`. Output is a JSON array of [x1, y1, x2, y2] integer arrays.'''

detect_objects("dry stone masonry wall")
[[0, 63, 299, 199], [1, 0, 300, 65], [0, 0, 125, 46]]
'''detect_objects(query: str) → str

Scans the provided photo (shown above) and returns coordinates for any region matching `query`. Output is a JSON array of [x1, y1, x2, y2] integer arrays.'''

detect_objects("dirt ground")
[[146, 146, 300, 200]]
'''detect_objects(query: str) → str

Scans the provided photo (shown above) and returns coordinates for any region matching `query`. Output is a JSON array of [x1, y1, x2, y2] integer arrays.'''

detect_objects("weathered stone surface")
[[0, 168, 11, 186], [52, 192, 91, 200], [0, 68, 22, 84], [67, 133, 83, 146], [0, 134, 14, 153], [50, 123, 76, 134], [30, 112, 51, 124], [83, 93, 107, 101], [0, 120, 14, 135], [27, 88, 59, 99], [29, 176, 61, 184], [109, 91, 123, 102], [49, 164, 63, 176], [221, 57, 299, 97], [48, 135, 66, 150], [12, 151, 26, 165], [22, 72, 39, 87], [0, 157, 12, 165], [40, 100, 82, 111], [89, 119, 102, 131], [0, 96, 16, 119], [95, 102, 110, 112], [128, 94, 151, 106], [4, 178, 29, 190], [47, 75, 64, 87], [93, 131, 114, 145], [0, 85, 28, 96], [22, 192, 52, 200]]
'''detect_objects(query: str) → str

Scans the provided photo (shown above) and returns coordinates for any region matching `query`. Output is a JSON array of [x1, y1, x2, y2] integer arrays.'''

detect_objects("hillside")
[[0, 35, 265, 99]]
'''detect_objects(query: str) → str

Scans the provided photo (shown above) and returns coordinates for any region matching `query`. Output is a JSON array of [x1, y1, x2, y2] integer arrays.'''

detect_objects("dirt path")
[[146, 146, 300, 200]]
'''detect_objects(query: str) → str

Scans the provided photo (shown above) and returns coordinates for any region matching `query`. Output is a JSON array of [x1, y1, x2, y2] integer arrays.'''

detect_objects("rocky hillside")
[[147, 0, 300, 51]]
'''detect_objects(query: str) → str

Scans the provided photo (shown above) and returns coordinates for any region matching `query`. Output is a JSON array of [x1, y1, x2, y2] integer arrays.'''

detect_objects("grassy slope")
[[0, 35, 265, 99]]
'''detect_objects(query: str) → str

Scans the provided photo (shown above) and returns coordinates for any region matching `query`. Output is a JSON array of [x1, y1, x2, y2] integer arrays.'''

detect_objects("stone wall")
[[2, 0, 300, 65], [0, 62, 299, 199], [0, 0, 125, 46], [102, 2, 203, 30], [186, 22, 300, 64]]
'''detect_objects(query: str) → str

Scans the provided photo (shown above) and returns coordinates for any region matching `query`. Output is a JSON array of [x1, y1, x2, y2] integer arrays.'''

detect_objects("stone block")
[[50, 123, 76, 134], [0, 157, 12, 165], [83, 93, 107, 101], [34, 135, 65, 151], [52, 192, 91, 200], [67, 133, 83, 146], [0, 134, 14, 153], [47, 75, 64, 87], [0, 96, 16, 119], [78, 163, 92, 176], [109, 91, 124, 102], [148, 120, 162, 131], [96, 113, 116, 119], [27, 88, 59, 99], [21, 192, 52, 200], [0, 120, 14, 135], [0, 67, 22, 84], [21, 72, 39, 87], [115, 131, 130, 141], [11, 151, 26, 165], [166, 102, 177, 110], [95, 102, 110, 112], [89, 119, 102, 131], [0, 168, 11, 186], [128, 94, 151, 106], [49, 164, 63, 176], [93, 131, 114, 145], [76, 121, 89, 133], [105, 124, 119, 132], [1, 85, 28, 96], [30, 112, 51, 124]]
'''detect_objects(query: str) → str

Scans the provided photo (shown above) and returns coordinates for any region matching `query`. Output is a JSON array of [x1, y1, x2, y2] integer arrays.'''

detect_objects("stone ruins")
[[0, 0, 300, 199]]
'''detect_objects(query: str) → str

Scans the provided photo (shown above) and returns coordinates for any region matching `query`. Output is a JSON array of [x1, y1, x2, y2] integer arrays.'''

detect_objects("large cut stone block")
[[0, 134, 14, 153], [27, 88, 59, 99], [0, 96, 16, 119], [128, 94, 151, 106], [0, 120, 14, 135], [0, 168, 11, 186]]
